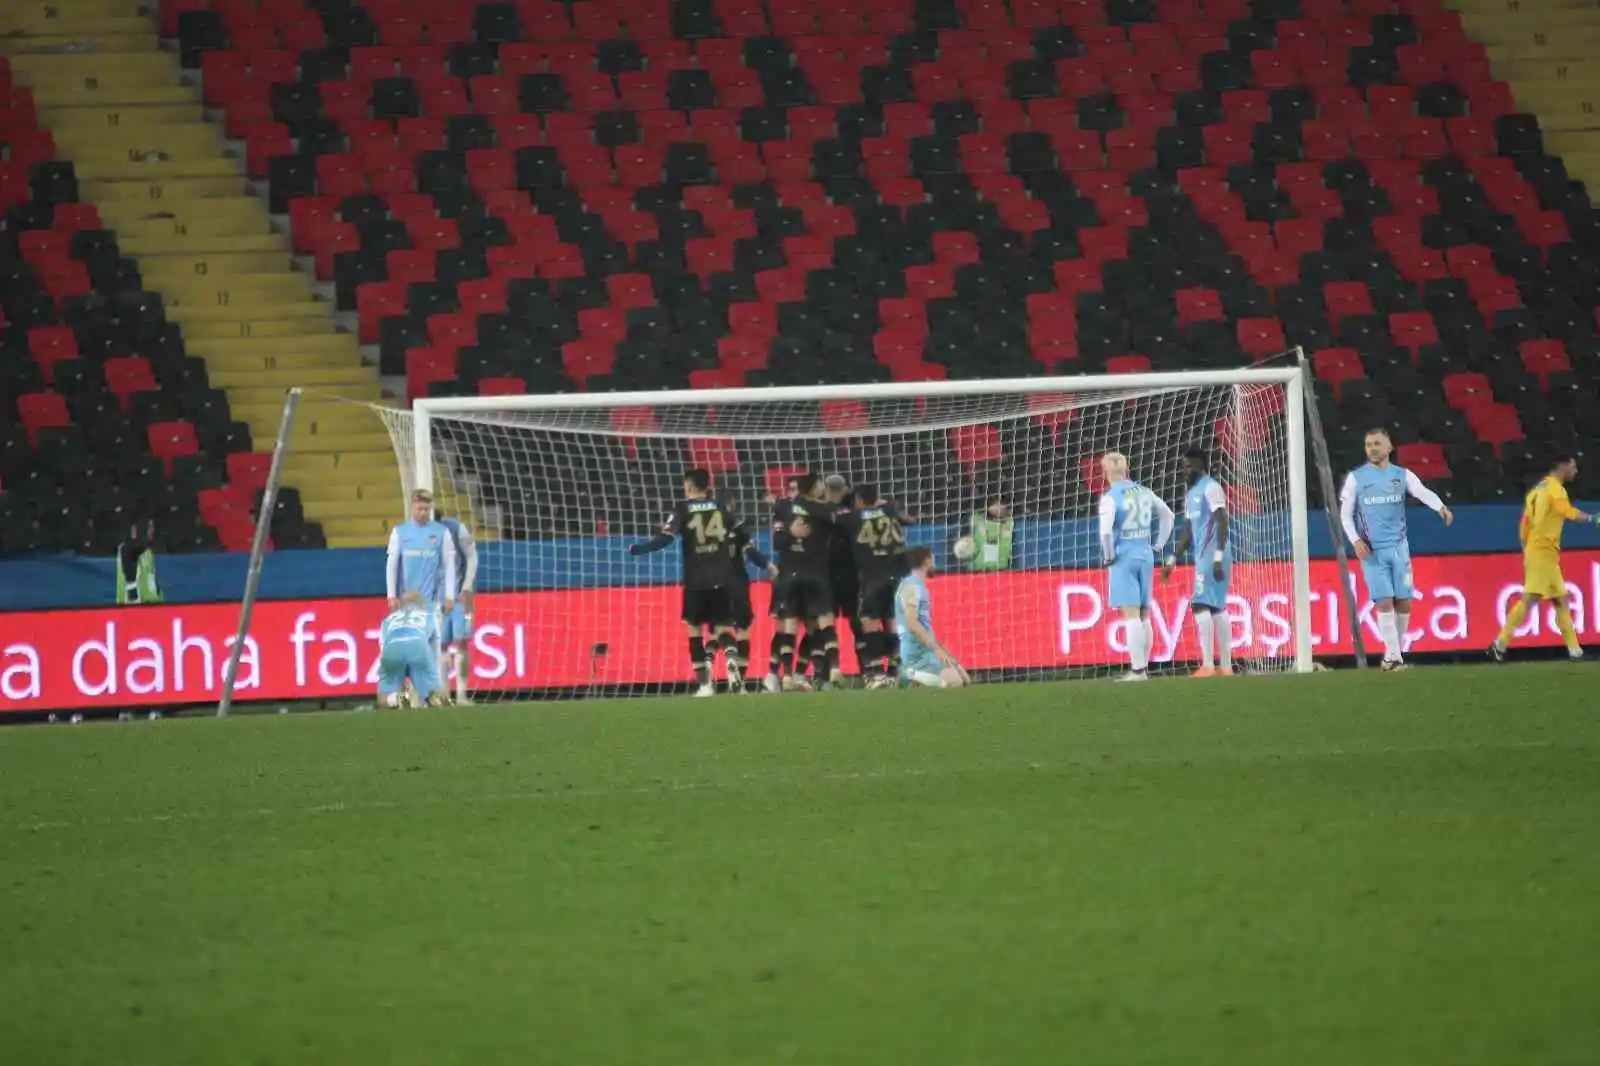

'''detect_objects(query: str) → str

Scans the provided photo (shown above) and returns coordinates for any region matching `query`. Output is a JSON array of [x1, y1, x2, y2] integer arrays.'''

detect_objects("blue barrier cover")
[[2, 502, 1591, 611]]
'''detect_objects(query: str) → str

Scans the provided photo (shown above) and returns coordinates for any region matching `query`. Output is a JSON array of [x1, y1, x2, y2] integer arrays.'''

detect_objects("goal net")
[[370, 370, 1315, 701]]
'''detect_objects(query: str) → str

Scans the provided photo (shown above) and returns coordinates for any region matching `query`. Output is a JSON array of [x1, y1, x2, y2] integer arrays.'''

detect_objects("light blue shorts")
[[1191, 558, 1232, 611], [1108, 552, 1153, 609], [377, 642, 440, 701], [440, 601, 470, 645], [899, 644, 943, 682], [1359, 544, 1413, 602]]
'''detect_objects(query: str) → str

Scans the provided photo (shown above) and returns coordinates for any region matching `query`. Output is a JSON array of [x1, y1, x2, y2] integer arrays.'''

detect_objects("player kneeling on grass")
[[896, 546, 969, 688], [1099, 452, 1175, 681], [378, 592, 444, 708], [1490, 454, 1600, 663]]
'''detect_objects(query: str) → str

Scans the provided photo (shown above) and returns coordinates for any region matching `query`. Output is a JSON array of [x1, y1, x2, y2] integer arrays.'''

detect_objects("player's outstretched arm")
[[744, 541, 776, 574], [1403, 469, 1452, 525], [628, 532, 674, 555], [1549, 480, 1594, 524]]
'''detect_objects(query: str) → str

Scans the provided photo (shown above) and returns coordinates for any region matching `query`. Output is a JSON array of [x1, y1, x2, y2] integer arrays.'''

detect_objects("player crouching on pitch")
[[896, 546, 969, 688], [378, 592, 445, 708]]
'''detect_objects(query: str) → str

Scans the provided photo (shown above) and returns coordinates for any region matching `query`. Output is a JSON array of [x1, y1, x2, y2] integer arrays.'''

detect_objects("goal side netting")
[[371, 373, 1313, 700]]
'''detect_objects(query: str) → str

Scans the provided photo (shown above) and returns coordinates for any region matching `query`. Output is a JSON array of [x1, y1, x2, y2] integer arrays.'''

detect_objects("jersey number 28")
[[1122, 489, 1153, 538]]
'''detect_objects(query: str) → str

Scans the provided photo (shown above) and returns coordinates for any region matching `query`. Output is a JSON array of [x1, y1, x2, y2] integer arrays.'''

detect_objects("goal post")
[[372, 364, 1328, 700]]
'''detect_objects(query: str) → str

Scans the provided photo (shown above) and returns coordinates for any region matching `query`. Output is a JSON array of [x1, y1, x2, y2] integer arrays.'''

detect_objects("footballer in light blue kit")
[[386, 487, 457, 635], [377, 593, 443, 707], [436, 511, 478, 703], [1162, 447, 1233, 677], [1338, 427, 1452, 670], [1097, 452, 1175, 681], [895, 545, 969, 688]]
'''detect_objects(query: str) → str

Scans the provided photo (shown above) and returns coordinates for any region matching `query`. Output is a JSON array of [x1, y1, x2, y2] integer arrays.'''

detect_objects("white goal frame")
[[409, 366, 1317, 675]]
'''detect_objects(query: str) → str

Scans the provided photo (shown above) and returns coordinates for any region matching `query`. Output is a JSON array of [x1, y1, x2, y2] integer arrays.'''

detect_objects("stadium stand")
[[3, 0, 1598, 552]]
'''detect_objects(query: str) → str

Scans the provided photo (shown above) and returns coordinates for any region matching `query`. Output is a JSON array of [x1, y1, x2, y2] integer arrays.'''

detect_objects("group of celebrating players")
[[630, 469, 967, 695], [370, 422, 1597, 704]]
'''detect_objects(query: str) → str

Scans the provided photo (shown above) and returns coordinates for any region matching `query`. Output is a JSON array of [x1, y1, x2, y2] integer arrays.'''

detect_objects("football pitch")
[[2, 665, 1598, 1066]]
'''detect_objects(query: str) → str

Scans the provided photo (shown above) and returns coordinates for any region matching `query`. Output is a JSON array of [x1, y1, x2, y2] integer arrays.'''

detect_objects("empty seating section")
[[169, 0, 1598, 506], [7, 0, 1598, 555], [0, 48, 324, 556]]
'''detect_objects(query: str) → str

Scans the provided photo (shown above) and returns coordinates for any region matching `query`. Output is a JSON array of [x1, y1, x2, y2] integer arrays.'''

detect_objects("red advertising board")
[[2, 551, 1596, 712]]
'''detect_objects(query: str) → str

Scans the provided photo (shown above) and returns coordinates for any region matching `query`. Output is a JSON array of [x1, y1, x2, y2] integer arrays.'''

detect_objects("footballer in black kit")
[[825, 474, 859, 624], [718, 491, 775, 691], [628, 469, 744, 696], [839, 484, 908, 687], [769, 473, 841, 689]]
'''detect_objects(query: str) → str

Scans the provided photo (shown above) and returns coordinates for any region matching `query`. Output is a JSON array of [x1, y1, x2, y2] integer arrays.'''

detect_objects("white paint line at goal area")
[[14, 739, 1565, 835]]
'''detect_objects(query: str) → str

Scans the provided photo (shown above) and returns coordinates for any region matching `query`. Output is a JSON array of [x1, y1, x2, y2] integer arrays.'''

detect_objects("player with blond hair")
[[1489, 454, 1599, 662], [1098, 451, 1176, 681], [377, 592, 443, 708], [1339, 428, 1452, 671]]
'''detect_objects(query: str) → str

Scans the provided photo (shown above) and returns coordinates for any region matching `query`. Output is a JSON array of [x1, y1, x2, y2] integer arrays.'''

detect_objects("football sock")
[[813, 625, 838, 679], [1142, 619, 1155, 670], [1128, 620, 1149, 672], [1495, 600, 1528, 649], [772, 636, 795, 676], [733, 638, 750, 668], [1554, 601, 1581, 655], [1215, 614, 1232, 671], [856, 632, 873, 675], [1195, 612, 1215, 669], [689, 636, 708, 686], [1377, 610, 1401, 661], [1395, 610, 1411, 656]]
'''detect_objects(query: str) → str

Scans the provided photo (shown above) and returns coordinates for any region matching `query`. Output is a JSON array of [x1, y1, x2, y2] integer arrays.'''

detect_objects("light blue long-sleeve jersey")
[[380, 604, 439, 653], [1098, 479, 1175, 561], [1339, 464, 1446, 551], [386, 519, 457, 603]]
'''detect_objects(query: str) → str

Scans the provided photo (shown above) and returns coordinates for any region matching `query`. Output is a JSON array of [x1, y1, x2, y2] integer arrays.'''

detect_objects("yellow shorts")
[[1523, 549, 1567, 599]]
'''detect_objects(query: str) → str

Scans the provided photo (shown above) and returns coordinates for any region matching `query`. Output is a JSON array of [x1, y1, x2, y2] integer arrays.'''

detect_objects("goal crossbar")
[[413, 367, 1304, 419]]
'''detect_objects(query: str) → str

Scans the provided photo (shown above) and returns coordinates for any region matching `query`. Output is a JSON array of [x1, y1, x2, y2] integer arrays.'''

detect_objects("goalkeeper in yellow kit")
[[1489, 455, 1600, 662]]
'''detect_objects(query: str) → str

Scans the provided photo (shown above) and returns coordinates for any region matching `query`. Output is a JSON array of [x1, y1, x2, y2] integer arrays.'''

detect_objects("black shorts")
[[682, 588, 730, 627], [726, 582, 754, 629], [768, 579, 789, 619], [776, 576, 833, 621], [857, 581, 898, 624], [831, 572, 859, 620]]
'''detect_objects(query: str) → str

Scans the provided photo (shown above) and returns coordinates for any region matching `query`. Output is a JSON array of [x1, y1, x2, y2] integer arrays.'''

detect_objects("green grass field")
[[2, 665, 1598, 1066]]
